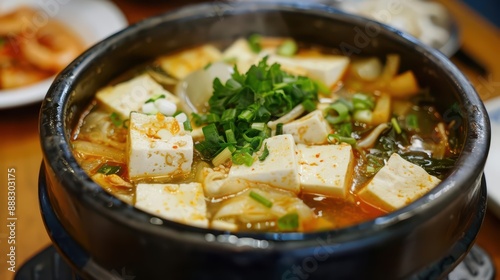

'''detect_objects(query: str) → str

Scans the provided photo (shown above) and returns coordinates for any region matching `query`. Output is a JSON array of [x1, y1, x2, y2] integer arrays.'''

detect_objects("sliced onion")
[[175, 61, 233, 113], [72, 140, 125, 162], [357, 123, 390, 149], [267, 104, 305, 129]]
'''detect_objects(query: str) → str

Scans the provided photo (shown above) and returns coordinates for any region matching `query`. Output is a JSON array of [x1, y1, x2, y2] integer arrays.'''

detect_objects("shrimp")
[[19, 21, 84, 72]]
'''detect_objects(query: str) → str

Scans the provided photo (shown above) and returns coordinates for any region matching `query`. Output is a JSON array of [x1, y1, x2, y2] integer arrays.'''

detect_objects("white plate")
[[0, 0, 128, 109], [330, 0, 460, 57], [485, 97, 500, 218]]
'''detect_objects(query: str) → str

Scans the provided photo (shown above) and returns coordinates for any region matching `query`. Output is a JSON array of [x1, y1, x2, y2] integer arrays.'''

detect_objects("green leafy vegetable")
[[301, 99, 316, 112], [193, 57, 319, 164], [249, 191, 273, 208], [97, 163, 122, 175], [327, 134, 357, 146], [212, 147, 232, 166], [183, 120, 192, 131], [110, 112, 124, 127], [325, 101, 350, 125], [406, 114, 418, 131], [258, 143, 270, 161], [278, 213, 299, 231], [391, 117, 402, 134], [145, 94, 165, 104], [402, 153, 457, 178], [232, 149, 254, 166], [275, 123, 284, 135], [277, 39, 298, 56], [248, 34, 262, 53], [352, 93, 374, 110]]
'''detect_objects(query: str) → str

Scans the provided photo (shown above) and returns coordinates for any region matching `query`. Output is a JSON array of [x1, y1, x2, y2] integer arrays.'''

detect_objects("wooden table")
[[0, 1, 499, 279]]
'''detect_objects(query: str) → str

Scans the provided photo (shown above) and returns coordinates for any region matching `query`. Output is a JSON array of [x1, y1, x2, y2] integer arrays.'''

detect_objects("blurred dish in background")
[[335, 0, 460, 56], [0, 0, 127, 109], [0, 7, 85, 90], [230, 0, 460, 57]]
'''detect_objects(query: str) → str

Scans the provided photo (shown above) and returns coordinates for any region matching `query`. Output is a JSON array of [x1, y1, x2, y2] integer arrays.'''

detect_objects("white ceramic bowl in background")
[[0, 0, 127, 109]]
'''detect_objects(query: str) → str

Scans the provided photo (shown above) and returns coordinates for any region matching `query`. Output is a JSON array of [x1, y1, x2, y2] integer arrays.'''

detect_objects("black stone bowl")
[[39, 2, 490, 279]]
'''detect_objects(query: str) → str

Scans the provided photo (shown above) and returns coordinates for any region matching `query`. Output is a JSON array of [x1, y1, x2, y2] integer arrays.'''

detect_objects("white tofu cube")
[[128, 112, 193, 181], [96, 74, 179, 120], [222, 37, 258, 73], [267, 54, 350, 88], [283, 110, 332, 145], [358, 153, 441, 211], [226, 134, 301, 193], [158, 44, 222, 80], [135, 183, 208, 228], [222, 38, 255, 61], [298, 144, 354, 198]]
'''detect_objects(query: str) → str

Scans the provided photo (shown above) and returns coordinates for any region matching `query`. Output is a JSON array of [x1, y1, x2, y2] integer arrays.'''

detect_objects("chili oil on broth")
[[70, 37, 457, 232]]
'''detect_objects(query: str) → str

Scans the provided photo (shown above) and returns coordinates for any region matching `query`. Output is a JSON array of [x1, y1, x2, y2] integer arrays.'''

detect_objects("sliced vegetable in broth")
[[71, 36, 458, 232]]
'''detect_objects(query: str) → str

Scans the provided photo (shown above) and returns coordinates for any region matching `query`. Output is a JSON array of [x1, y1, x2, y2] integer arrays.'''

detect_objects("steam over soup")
[[71, 37, 458, 232]]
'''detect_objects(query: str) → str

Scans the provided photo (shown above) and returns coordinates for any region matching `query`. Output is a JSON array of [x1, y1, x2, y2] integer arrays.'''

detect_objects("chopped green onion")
[[248, 34, 262, 53], [122, 119, 130, 129], [212, 147, 232, 166], [191, 113, 203, 126], [391, 117, 402, 134], [256, 106, 271, 122], [183, 120, 192, 131], [203, 62, 212, 70], [225, 129, 237, 144], [250, 136, 264, 151], [223, 57, 237, 64], [195, 56, 319, 165], [203, 123, 220, 143], [327, 134, 357, 146], [110, 112, 123, 127], [352, 93, 375, 110], [238, 109, 254, 122], [232, 150, 254, 166], [277, 39, 298, 56], [195, 123, 223, 159], [337, 98, 354, 112], [145, 94, 166, 104], [260, 126, 272, 138], [301, 99, 316, 112], [336, 122, 353, 137], [251, 122, 267, 131], [406, 114, 418, 131], [97, 163, 122, 175], [206, 113, 220, 123], [314, 80, 330, 94], [221, 108, 237, 123], [275, 123, 284, 135], [353, 109, 372, 123], [192, 113, 220, 126], [278, 213, 299, 231], [325, 102, 350, 124], [249, 191, 273, 208], [258, 143, 269, 161]]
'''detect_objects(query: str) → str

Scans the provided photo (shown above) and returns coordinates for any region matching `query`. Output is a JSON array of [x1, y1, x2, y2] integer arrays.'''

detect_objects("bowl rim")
[[39, 1, 490, 249]]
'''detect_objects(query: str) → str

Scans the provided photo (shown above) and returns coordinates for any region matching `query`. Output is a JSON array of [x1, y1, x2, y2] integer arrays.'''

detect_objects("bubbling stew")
[[71, 36, 459, 232]]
